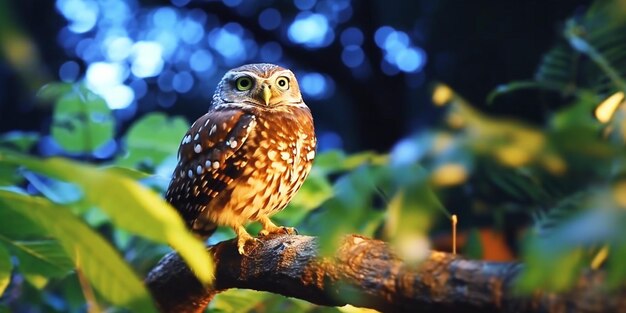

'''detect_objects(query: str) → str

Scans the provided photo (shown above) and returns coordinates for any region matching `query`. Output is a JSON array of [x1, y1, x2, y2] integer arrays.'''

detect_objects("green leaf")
[[0, 237, 74, 280], [0, 163, 20, 186], [464, 228, 484, 259], [0, 195, 48, 239], [209, 289, 271, 313], [0, 151, 213, 283], [312, 150, 387, 174], [305, 165, 387, 255], [0, 190, 158, 312], [50, 86, 114, 153], [277, 168, 333, 226], [0, 243, 11, 297], [0, 131, 39, 152], [0, 131, 37, 186], [102, 165, 152, 180], [518, 205, 625, 292], [37, 82, 73, 102], [117, 113, 189, 170]]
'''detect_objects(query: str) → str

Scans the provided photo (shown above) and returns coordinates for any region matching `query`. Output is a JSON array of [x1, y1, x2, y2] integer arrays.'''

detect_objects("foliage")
[[475, 0, 626, 293], [0, 86, 212, 312], [2, 0, 626, 311]]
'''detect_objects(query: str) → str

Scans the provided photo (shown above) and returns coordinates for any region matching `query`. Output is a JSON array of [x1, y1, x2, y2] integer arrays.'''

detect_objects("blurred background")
[[7, 0, 626, 312], [0, 0, 590, 153]]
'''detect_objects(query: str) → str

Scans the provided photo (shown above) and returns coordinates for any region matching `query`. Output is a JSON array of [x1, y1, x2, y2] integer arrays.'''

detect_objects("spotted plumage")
[[165, 63, 316, 254]]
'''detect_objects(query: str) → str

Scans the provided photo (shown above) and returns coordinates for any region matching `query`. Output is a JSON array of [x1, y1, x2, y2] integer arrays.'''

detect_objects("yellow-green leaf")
[[0, 243, 11, 296], [0, 151, 213, 283], [0, 190, 157, 312]]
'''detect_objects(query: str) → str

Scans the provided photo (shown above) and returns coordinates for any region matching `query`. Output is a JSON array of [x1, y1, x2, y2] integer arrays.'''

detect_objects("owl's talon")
[[282, 226, 298, 235], [237, 236, 262, 255], [258, 225, 298, 236]]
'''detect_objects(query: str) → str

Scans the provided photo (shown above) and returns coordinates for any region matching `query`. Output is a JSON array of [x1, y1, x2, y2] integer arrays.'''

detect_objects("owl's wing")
[[165, 108, 257, 234]]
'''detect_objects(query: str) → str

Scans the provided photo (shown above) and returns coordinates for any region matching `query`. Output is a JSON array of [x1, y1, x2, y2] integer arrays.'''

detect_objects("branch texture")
[[145, 234, 626, 313]]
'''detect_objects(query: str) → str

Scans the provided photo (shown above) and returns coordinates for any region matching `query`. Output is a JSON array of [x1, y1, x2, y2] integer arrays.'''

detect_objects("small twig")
[[452, 214, 458, 255]]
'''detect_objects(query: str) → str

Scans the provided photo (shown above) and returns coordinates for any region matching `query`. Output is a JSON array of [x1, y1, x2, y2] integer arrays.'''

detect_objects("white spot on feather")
[[209, 124, 217, 135], [194, 133, 199, 141], [188, 170, 193, 178], [196, 165, 203, 174], [194, 144, 202, 153], [183, 134, 191, 144], [307, 150, 315, 160], [212, 161, 220, 169]]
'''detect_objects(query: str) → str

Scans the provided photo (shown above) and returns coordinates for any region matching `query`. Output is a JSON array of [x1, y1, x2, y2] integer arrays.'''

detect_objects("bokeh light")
[[288, 12, 333, 48], [258, 8, 282, 30], [299, 72, 334, 100], [53, 0, 428, 112], [375, 26, 427, 74]]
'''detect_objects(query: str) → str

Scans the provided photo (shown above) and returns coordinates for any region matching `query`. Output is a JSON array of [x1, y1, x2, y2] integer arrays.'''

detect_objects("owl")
[[165, 63, 316, 255]]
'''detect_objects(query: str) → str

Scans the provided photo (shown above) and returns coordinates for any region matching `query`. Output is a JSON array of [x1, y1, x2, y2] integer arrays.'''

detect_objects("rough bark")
[[145, 234, 626, 313]]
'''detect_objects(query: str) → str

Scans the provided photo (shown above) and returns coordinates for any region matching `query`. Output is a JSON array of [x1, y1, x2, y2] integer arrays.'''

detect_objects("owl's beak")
[[262, 84, 272, 105]]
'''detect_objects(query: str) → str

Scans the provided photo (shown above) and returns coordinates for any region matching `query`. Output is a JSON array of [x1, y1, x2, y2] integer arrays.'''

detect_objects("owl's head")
[[213, 63, 304, 108]]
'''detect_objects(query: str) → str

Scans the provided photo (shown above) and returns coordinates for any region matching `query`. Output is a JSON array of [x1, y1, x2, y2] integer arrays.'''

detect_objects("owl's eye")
[[236, 77, 253, 91], [276, 76, 290, 90]]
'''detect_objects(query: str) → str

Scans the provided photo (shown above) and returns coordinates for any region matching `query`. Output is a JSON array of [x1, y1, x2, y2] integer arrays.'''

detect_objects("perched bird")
[[165, 63, 316, 254]]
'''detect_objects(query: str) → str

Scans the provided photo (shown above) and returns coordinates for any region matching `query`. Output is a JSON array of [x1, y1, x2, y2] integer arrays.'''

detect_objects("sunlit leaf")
[[209, 289, 271, 313], [0, 151, 213, 283], [117, 112, 189, 170], [595, 91, 624, 123], [0, 190, 157, 312], [50, 86, 114, 153], [432, 84, 453, 106], [431, 163, 468, 187], [0, 243, 11, 297], [102, 165, 152, 180]]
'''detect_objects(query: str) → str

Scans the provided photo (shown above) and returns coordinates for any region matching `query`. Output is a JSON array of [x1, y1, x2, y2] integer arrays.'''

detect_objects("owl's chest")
[[245, 109, 316, 176]]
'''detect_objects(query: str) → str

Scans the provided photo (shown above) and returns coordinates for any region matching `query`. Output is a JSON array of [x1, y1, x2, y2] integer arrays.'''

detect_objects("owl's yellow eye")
[[276, 76, 290, 90], [236, 77, 253, 91]]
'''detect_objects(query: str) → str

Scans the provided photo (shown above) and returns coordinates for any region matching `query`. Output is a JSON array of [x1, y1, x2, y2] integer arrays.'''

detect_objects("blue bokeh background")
[[0, 0, 590, 156]]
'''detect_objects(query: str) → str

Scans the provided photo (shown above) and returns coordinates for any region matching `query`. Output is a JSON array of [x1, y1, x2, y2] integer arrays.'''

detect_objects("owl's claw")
[[258, 216, 298, 237], [259, 226, 298, 236], [233, 225, 263, 255], [236, 234, 262, 255]]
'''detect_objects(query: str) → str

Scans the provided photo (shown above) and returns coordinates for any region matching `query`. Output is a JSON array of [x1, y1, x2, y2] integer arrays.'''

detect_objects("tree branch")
[[145, 234, 626, 313]]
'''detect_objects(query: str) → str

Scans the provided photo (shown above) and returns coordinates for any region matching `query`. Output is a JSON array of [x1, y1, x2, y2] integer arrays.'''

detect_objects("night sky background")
[[0, 0, 591, 156]]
